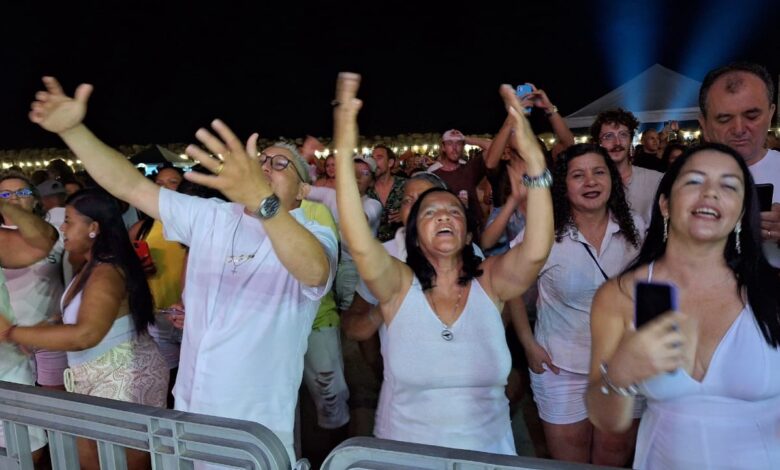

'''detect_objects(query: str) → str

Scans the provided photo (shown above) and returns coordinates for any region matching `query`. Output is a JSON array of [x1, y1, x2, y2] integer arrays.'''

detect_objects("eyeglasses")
[[356, 169, 372, 177], [0, 189, 34, 199], [258, 153, 304, 181], [599, 131, 631, 144]]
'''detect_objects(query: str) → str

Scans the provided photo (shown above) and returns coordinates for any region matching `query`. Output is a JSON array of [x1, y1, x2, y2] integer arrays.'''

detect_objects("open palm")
[[29, 76, 93, 134]]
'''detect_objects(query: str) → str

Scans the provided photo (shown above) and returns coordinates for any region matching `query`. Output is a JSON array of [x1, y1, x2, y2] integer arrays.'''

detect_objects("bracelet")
[[545, 105, 559, 116], [522, 169, 552, 189], [599, 361, 638, 396]]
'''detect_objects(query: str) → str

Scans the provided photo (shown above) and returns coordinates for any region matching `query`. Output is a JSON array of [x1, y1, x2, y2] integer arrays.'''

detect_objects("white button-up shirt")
[[159, 189, 338, 462]]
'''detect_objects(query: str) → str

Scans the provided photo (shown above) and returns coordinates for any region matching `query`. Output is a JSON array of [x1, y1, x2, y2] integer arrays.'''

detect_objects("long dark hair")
[[405, 187, 483, 290], [552, 143, 640, 247], [66, 189, 154, 335], [624, 143, 780, 347]]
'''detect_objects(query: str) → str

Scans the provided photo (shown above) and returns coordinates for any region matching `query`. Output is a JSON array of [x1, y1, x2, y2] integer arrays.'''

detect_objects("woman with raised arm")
[[586, 144, 780, 469], [334, 73, 553, 454], [0, 189, 168, 470]]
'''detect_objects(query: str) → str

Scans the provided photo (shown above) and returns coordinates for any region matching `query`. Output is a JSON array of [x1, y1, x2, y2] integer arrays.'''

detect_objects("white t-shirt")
[[511, 213, 644, 373], [749, 148, 780, 267], [625, 165, 663, 227], [158, 188, 338, 463]]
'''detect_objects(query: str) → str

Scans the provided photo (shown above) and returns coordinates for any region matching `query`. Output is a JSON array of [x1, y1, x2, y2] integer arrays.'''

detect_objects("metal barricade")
[[0, 381, 290, 470], [321, 437, 615, 470]]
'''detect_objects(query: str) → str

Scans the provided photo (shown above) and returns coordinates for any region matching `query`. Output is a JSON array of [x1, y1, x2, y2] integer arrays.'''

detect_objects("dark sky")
[[2, 1, 778, 149]]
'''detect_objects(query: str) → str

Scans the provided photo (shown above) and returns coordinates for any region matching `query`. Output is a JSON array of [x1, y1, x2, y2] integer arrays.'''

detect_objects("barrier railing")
[[321, 437, 615, 470], [0, 381, 290, 470]]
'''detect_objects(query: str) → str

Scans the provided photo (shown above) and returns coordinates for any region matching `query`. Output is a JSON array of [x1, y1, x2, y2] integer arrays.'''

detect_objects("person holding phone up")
[[586, 144, 780, 469]]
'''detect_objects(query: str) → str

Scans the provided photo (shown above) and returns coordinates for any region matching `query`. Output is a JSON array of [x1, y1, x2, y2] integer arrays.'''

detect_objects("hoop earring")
[[734, 222, 742, 254], [663, 216, 669, 242], [88, 232, 96, 239]]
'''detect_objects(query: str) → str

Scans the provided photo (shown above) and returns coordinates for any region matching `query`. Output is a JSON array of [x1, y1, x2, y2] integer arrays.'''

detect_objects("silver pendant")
[[441, 328, 454, 341]]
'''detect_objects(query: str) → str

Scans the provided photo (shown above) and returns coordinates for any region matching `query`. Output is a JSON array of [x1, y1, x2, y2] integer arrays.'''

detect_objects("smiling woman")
[[334, 74, 554, 454], [587, 143, 780, 469]]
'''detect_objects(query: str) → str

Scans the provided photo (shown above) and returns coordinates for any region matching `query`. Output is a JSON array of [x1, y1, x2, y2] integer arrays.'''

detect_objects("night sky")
[[2, 1, 778, 149]]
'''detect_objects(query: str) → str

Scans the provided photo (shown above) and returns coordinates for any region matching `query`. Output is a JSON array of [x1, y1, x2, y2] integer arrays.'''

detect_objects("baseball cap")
[[353, 155, 377, 175], [442, 129, 465, 142], [37, 179, 66, 197]]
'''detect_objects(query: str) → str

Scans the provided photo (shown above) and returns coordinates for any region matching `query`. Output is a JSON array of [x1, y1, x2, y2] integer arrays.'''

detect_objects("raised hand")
[[498, 84, 545, 170], [333, 73, 362, 159], [29, 77, 93, 134], [183, 120, 272, 211]]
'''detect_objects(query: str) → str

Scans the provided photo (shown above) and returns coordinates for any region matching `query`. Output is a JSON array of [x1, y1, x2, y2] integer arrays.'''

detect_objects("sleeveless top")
[[635, 263, 780, 469], [61, 277, 134, 366], [375, 276, 516, 455]]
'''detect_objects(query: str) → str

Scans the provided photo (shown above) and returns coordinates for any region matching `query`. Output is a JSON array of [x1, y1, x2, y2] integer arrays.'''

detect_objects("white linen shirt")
[[511, 213, 644, 373], [159, 189, 338, 462]]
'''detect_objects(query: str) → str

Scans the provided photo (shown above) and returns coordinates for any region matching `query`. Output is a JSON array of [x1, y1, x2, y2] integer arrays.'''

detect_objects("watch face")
[[257, 194, 281, 219]]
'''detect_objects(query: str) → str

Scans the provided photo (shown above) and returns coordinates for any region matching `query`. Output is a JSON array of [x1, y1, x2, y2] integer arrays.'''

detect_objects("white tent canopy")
[[565, 64, 702, 129]]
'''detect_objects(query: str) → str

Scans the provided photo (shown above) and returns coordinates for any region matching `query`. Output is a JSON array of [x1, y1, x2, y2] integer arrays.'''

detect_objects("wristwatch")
[[523, 169, 553, 189], [253, 194, 281, 219], [545, 105, 559, 116]]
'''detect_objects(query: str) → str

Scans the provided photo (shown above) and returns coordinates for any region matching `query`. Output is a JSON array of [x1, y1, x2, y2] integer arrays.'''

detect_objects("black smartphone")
[[635, 282, 678, 329], [756, 183, 774, 212]]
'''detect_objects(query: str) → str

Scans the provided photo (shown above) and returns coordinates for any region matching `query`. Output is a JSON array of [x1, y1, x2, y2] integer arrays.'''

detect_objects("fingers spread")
[[74, 83, 94, 104], [210, 119, 244, 157], [245, 132, 260, 158], [194, 127, 229, 159], [183, 170, 220, 189], [185, 143, 223, 174]]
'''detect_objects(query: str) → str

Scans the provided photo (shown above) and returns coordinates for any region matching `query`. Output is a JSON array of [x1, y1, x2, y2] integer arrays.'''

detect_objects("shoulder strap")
[[579, 242, 609, 281]]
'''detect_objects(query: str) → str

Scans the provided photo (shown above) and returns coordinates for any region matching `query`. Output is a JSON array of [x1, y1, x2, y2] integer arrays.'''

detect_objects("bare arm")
[[486, 86, 554, 302], [341, 293, 382, 341], [464, 135, 492, 151], [0, 201, 57, 268], [29, 77, 161, 219], [184, 125, 331, 287], [333, 73, 408, 307], [2, 264, 125, 351], [484, 117, 512, 170]]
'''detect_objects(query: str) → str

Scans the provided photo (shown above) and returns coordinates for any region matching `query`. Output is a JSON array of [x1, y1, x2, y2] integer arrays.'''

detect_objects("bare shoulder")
[[85, 263, 126, 290], [592, 267, 647, 323]]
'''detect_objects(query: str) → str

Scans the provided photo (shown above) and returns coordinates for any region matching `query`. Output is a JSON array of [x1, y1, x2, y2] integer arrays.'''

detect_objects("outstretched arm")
[[486, 85, 554, 302], [29, 77, 161, 219], [0, 200, 57, 268], [333, 73, 407, 308]]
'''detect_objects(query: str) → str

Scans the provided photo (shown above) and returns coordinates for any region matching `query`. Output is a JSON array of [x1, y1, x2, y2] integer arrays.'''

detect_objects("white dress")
[[374, 276, 516, 455], [635, 267, 780, 469]]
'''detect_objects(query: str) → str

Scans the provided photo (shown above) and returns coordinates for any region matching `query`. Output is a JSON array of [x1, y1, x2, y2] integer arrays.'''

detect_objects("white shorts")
[[530, 366, 644, 425], [302, 327, 350, 429]]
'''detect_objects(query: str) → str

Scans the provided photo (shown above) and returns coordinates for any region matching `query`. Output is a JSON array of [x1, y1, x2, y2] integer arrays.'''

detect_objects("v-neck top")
[[374, 276, 515, 455], [634, 263, 780, 469]]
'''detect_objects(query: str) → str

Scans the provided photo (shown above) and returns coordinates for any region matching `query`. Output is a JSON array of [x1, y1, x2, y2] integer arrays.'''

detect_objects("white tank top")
[[61, 277, 134, 366], [375, 276, 516, 455], [635, 262, 780, 469]]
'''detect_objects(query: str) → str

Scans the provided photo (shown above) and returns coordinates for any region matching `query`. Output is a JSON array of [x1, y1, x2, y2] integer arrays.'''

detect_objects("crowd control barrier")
[[0, 381, 290, 470], [321, 437, 615, 470]]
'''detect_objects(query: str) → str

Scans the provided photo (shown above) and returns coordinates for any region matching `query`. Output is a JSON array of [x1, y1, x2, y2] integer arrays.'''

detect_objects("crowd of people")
[[0, 61, 778, 470]]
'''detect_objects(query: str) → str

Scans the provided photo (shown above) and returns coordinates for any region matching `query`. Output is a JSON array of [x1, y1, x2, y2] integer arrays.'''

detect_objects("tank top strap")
[[647, 261, 655, 282]]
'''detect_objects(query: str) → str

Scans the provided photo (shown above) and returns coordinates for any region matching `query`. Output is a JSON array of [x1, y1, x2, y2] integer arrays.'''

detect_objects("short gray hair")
[[267, 141, 310, 183]]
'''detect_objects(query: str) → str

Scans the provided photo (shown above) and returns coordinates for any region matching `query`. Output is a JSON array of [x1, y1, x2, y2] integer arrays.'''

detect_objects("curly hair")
[[623, 143, 780, 347], [405, 188, 483, 290], [552, 144, 640, 247], [589, 108, 640, 142]]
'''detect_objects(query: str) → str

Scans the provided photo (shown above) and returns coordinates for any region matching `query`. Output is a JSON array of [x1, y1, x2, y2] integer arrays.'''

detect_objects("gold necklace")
[[426, 284, 464, 341]]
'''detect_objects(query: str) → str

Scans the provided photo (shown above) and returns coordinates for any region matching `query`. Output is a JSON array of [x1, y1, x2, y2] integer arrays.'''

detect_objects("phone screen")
[[756, 183, 774, 212], [635, 282, 678, 329]]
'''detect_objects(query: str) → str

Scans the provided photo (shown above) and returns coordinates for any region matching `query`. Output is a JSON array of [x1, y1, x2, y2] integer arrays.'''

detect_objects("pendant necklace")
[[426, 285, 464, 341], [226, 213, 263, 274]]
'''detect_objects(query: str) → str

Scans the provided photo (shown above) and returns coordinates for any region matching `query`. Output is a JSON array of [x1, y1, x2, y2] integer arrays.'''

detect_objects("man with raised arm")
[[29, 77, 338, 466]]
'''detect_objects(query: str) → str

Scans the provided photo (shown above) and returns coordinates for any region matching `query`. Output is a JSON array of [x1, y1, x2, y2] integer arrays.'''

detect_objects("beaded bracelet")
[[599, 361, 639, 396]]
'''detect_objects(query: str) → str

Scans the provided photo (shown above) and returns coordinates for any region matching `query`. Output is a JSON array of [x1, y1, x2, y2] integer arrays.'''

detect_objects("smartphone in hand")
[[756, 183, 774, 212], [516, 84, 534, 114], [635, 281, 678, 329]]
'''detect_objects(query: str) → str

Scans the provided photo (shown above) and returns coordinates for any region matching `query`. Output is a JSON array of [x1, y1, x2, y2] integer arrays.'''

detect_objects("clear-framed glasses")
[[599, 131, 631, 144], [0, 188, 34, 199]]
